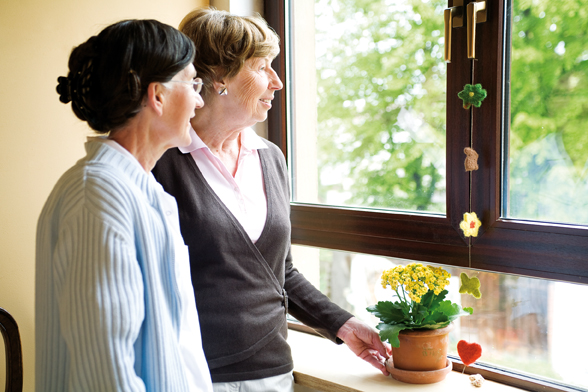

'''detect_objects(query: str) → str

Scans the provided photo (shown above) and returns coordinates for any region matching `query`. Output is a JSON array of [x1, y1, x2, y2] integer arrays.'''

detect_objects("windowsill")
[[289, 329, 529, 392]]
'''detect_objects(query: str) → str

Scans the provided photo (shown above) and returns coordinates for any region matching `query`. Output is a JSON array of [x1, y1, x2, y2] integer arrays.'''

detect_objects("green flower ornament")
[[458, 83, 487, 109], [458, 272, 482, 299]]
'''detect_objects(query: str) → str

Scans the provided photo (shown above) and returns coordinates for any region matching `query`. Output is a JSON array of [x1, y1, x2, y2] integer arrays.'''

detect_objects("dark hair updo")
[[56, 19, 195, 133]]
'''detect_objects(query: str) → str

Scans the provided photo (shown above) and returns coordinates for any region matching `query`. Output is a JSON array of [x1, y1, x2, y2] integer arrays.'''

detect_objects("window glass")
[[289, 0, 447, 213], [505, 0, 588, 225], [292, 244, 588, 390]]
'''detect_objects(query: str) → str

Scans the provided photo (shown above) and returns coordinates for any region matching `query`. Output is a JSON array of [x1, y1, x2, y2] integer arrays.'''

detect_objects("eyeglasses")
[[166, 77, 203, 94]]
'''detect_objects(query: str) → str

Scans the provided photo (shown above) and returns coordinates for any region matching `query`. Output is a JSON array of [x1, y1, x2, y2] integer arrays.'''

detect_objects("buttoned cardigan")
[[36, 140, 205, 391], [153, 138, 354, 382]]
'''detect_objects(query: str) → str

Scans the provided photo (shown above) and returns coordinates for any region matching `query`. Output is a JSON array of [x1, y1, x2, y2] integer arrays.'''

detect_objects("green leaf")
[[421, 311, 449, 325], [377, 323, 409, 348], [413, 308, 429, 324], [368, 296, 470, 333], [421, 289, 448, 312], [366, 301, 409, 324], [416, 321, 451, 330], [436, 300, 472, 322]]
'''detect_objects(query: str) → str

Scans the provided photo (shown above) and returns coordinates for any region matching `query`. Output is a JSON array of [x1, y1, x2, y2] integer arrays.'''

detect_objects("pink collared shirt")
[[179, 128, 268, 243]]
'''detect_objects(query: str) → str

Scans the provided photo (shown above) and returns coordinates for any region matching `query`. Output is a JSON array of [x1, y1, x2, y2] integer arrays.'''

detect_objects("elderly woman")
[[152, 8, 390, 391], [36, 19, 213, 392]]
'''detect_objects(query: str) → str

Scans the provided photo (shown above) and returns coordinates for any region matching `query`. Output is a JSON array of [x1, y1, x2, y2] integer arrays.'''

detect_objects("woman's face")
[[162, 63, 203, 147], [225, 56, 283, 126]]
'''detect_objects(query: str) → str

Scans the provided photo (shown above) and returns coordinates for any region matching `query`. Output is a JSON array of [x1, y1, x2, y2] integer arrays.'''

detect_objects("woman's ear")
[[211, 78, 225, 94], [211, 68, 228, 95], [145, 82, 166, 116]]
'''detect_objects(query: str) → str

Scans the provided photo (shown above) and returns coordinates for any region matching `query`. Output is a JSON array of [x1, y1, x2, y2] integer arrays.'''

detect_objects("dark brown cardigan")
[[153, 139, 353, 383]]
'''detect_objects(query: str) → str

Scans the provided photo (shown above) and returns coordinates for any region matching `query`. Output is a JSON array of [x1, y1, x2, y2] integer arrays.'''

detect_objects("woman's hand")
[[336, 317, 392, 376]]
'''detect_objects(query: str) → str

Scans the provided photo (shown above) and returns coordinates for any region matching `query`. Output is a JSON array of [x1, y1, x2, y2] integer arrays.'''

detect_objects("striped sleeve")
[[50, 205, 146, 392]]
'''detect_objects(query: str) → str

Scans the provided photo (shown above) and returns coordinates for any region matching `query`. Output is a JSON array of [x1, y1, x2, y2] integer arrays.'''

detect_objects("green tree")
[[315, 0, 447, 212], [315, 0, 588, 223], [508, 0, 588, 224]]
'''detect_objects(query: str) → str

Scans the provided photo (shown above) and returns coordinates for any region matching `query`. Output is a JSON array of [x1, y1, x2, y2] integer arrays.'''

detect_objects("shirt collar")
[[178, 127, 268, 154], [86, 136, 143, 168], [84, 136, 161, 204]]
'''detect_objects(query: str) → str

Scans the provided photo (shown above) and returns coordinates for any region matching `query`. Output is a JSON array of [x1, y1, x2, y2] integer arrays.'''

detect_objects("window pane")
[[505, 0, 588, 225], [292, 244, 588, 390], [289, 0, 446, 213]]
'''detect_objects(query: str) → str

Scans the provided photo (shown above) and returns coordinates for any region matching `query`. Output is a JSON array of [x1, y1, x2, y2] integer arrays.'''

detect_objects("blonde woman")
[[153, 9, 390, 391]]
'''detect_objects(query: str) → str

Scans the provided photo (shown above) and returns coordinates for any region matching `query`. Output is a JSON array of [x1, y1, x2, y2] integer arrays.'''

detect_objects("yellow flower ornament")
[[459, 273, 482, 299], [460, 212, 482, 237]]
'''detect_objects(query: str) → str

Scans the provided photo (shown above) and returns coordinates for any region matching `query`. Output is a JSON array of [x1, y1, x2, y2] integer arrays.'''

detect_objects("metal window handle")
[[444, 0, 463, 63], [467, 0, 487, 59]]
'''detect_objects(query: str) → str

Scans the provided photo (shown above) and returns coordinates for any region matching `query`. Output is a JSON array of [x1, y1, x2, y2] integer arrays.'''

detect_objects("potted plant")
[[367, 263, 473, 382]]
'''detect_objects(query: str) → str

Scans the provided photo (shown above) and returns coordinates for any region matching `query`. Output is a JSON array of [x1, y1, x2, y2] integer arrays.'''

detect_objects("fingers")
[[361, 352, 390, 376], [339, 317, 392, 376], [360, 328, 389, 358], [372, 336, 390, 358]]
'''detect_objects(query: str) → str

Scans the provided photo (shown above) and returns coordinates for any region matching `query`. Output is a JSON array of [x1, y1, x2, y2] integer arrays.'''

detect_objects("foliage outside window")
[[313, 0, 447, 213], [507, 0, 588, 225]]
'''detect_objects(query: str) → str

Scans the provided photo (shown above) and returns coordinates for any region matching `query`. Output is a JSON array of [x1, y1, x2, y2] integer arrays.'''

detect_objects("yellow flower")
[[370, 264, 473, 345], [460, 212, 482, 237], [379, 263, 455, 305]]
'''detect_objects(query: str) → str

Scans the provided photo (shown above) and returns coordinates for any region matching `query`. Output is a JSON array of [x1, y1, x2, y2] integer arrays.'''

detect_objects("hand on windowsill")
[[336, 317, 392, 376]]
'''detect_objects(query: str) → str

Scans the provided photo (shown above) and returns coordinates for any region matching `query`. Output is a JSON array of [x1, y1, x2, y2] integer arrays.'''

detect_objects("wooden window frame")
[[265, 0, 588, 285]]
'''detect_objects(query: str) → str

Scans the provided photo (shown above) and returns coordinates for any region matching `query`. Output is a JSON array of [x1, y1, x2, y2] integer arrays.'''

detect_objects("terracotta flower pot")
[[392, 323, 454, 371]]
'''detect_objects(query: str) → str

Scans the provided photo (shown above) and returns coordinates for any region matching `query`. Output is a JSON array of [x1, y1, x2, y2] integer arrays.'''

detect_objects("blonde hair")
[[179, 8, 280, 98]]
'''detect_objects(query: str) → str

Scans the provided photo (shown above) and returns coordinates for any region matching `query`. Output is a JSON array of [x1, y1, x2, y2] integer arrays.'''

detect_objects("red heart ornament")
[[457, 340, 482, 366]]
